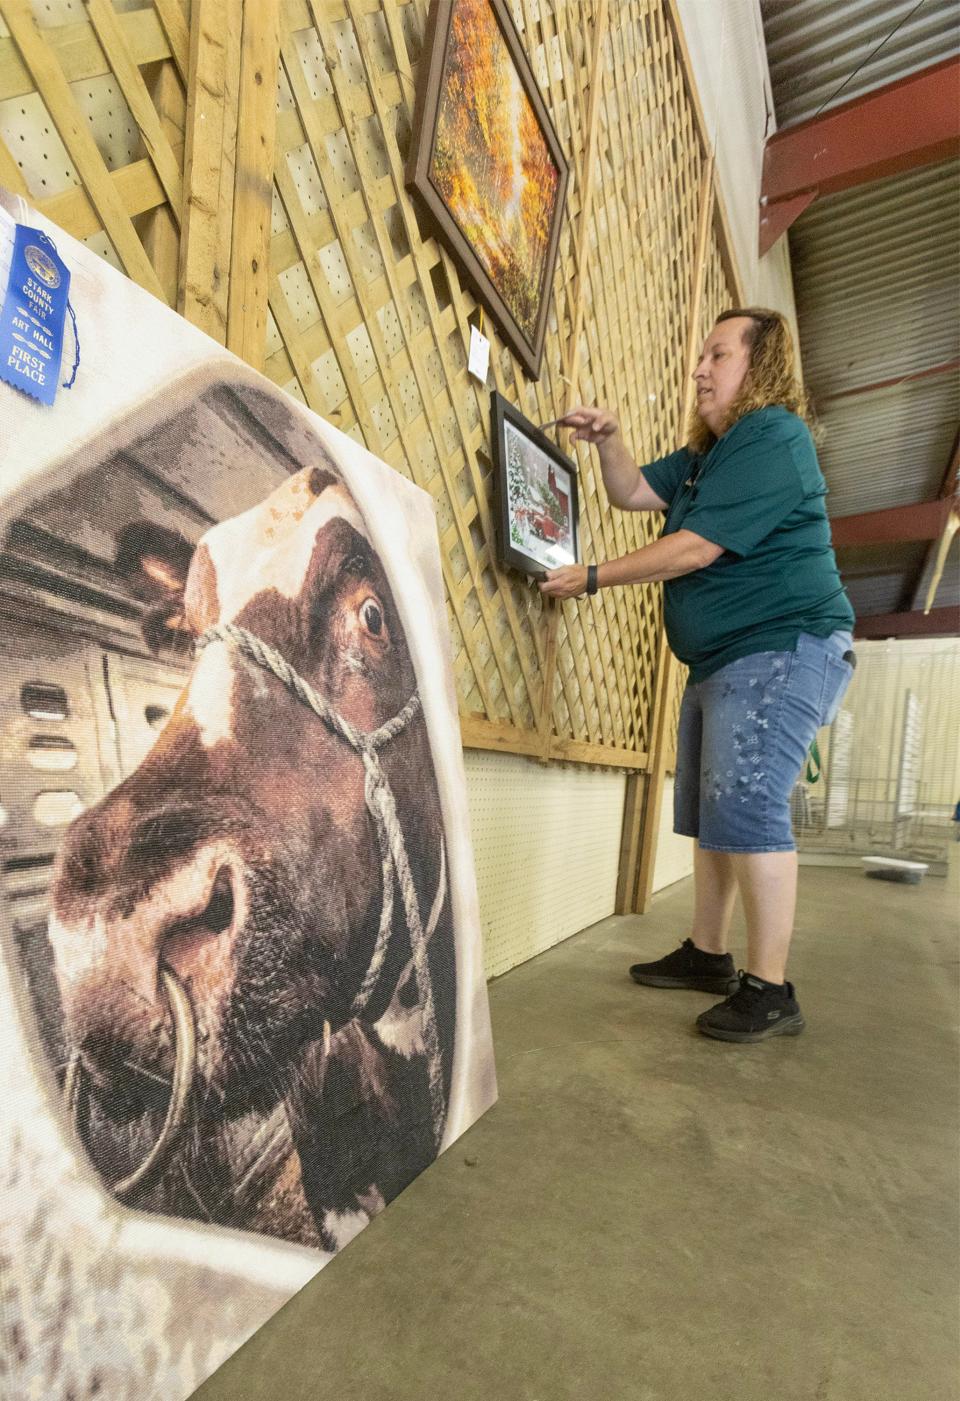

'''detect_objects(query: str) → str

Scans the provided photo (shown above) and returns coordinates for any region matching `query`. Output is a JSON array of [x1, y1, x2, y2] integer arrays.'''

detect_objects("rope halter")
[[195, 620, 446, 1143]]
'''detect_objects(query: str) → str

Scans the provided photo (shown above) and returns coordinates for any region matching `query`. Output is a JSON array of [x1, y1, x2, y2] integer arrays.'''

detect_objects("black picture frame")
[[491, 391, 580, 578], [405, 0, 569, 380]]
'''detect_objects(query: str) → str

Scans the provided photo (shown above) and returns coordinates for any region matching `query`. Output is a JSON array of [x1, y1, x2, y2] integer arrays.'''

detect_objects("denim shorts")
[[674, 631, 855, 853]]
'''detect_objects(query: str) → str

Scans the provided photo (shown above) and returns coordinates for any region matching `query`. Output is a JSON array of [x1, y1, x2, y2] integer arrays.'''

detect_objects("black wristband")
[[586, 563, 599, 595]]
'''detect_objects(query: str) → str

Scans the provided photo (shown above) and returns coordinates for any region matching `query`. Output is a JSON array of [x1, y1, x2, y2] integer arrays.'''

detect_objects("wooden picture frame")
[[406, 0, 569, 379], [491, 391, 580, 577]]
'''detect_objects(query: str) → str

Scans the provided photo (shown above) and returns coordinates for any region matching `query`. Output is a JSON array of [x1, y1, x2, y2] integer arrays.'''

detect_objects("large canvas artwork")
[[0, 190, 496, 1400], [407, 0, 569, 378]]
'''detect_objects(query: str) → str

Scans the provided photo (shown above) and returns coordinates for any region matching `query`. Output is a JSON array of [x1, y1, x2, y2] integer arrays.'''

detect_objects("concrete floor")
[[194, 861, 959, 1401]]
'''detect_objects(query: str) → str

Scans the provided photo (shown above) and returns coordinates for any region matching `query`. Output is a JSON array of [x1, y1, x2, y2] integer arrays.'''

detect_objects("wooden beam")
[[629, 159, 716, 916], [461, 714, 649, 769], [911, 429, 960, 610], [536, 0, 610, 761], [564, 0, 609, 387], [178, 0, 240, 341], [760, 56, 960, 248], [855, 605, 959, 640], [831, 498, 954, 548], [615, 768, 647, 914], [536, 599, 561, 759], [226, 0, 281, 369], [3, 0, 164, 298]]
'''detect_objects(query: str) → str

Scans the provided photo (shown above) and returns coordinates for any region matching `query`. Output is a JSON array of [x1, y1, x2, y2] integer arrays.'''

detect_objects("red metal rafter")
[[855, 605, 960, 640], [831, 498, 955, 548], [910, 428, 960, 610], [821, 359, 960, 402], [759, 55, 960, 254]]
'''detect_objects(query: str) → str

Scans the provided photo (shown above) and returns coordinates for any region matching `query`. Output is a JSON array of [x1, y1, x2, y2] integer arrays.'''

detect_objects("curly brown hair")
[[687, 307, 813, 455]]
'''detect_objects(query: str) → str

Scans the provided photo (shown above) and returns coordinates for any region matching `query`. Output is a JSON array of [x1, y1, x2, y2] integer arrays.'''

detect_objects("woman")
[[541, 308, 854, 1043]]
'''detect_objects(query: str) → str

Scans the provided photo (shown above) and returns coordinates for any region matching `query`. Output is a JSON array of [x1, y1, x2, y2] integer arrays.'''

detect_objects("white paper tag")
[[468, 324, 490, 384]]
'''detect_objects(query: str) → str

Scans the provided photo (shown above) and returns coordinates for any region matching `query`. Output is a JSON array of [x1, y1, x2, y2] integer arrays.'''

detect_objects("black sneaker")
[[629, 938, 739, 994], [696, 972, 806, 1043]]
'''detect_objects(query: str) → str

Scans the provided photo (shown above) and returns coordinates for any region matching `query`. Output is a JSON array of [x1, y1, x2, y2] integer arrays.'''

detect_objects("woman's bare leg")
[[729, 850, 798, 983], [691, 843, 738, 954]]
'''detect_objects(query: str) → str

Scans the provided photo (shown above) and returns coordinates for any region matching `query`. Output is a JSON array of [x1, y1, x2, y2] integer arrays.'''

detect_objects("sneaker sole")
[[697, 1013, 806, 1043], [630, 970, 740, 995]]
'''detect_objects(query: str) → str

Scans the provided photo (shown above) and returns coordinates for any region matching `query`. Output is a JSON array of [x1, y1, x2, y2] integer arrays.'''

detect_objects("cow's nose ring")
[[64, 966, 197, 1200]]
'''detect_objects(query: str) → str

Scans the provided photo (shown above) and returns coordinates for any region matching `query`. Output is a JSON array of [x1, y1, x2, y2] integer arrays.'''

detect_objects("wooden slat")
[[0, 7, 172, 102], [0, 129, 30, 196], [615, 771, 646, 914], [141, 58, 184, 304], [152, 0, 190, 83], [227, 0, 282, 367], [178, 0, 239, 340], [85, 0, 183, 220], [564, 0, 609, 388], [36, 157, 167, 241], [461, 714, 649, 770], [548, 736, 649, 770], [3, 0, 165, 298], [632, 159, 716, 915]]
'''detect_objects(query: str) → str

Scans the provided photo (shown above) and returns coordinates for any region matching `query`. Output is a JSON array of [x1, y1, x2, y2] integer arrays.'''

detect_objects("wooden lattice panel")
[[665, 221, 734, 766], [700, 222, 734, 343], [0, 0, 731, 774]]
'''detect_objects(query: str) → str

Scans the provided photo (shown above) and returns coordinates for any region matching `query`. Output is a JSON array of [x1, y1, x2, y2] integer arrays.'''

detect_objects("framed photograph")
[[406, 0, 569, 379], [491, 391, 580, 577]]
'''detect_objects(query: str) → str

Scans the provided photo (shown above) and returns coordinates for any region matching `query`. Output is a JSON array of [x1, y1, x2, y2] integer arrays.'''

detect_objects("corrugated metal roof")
[[836, 540, 928, 616], [760, 2, 959, 625], [761, 0, 960, 126], [791, 164, 959, 395], [816, 374, 958, 517]]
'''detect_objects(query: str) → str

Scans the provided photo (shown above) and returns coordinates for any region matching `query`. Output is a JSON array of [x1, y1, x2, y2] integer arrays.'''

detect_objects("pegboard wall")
[[465, 748, 627, 978], [0, 0, 737, 773]]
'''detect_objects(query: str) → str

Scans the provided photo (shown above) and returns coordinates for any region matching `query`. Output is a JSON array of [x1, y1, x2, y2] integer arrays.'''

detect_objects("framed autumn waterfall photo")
[[406, 0, 569, 378]]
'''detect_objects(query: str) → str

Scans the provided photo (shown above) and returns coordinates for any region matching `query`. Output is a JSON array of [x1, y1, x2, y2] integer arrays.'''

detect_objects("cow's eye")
[[360, 597, 385, 638]]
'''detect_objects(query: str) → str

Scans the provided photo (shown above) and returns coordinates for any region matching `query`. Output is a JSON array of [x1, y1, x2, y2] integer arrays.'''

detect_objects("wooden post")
[[565, 0, 609, 389], [537, 1, 610, 757], [226, 0, 281, 369], [621, 157, 716, 915], [179, 0, 241, 341]]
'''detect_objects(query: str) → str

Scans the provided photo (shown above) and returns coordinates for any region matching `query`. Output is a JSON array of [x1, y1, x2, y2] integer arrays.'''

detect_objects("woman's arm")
[[538, 530, 723, 600], [560, 406, 669, 511]]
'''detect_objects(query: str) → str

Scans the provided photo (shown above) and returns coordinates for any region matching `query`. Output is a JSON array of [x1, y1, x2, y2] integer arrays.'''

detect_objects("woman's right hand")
[[558, 405, 620, 446]]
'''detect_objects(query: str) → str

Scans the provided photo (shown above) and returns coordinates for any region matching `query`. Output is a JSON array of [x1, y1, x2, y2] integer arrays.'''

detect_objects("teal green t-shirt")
[[642, 406, 854, 683]]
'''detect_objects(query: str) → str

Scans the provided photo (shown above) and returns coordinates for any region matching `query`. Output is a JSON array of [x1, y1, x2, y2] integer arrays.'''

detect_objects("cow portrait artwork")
[[44, 464, 458, 1250], [0, 194, 494, 1400]]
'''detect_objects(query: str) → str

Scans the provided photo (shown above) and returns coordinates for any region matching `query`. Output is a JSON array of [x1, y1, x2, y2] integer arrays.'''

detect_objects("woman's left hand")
[[539, 565, 589, 599]]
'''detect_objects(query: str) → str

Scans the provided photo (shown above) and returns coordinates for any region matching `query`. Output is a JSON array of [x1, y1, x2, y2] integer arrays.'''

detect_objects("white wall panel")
[[652, 777, 695, 894], [464, 750, 627, 979], [676, 0, 799, 333]]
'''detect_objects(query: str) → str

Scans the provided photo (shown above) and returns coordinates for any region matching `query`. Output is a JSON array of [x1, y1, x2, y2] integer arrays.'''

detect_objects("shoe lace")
[[724, 972, 767, 1010]]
